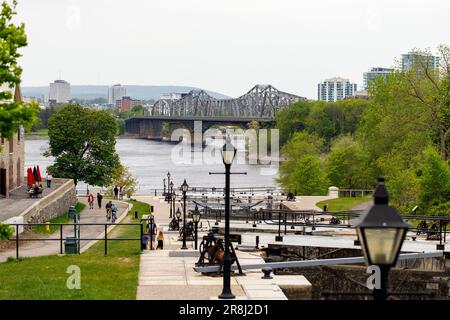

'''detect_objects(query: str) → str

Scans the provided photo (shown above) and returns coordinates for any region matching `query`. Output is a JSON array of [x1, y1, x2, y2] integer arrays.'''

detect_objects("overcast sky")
[[16, 0, 450, 99]]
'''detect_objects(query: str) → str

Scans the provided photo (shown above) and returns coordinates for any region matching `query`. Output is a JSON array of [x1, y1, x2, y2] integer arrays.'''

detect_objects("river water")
[[25, 137, 279, 194]]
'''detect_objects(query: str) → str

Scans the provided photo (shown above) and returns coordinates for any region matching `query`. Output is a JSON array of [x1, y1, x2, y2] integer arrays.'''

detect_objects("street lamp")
[[163, 178, 166, 196], [176, 207, 182, 231], [356, 177, 409, 301], [192, 205, 201, 250], [219, 138, 237, 300], [170, 180, 174, 194], [180, 179, 189, 250], [171, 192, 176, 219], [167, 172, 171, 191]]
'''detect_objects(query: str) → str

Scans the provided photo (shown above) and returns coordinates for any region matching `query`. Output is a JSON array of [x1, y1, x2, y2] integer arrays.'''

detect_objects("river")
[[25, 137, 279, 194]]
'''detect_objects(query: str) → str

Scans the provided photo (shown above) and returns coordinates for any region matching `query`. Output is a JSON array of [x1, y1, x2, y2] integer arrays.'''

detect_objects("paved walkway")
[[0, 181, 64, 221], [136, 248, 311, 300], [134, 195, 311, 300], [0, 197, 130, 262], [282, 196, 335, 211]]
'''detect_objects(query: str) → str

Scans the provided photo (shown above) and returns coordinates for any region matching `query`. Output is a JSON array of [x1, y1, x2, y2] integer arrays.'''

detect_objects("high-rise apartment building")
[[401, 52, 440, 73], [317, 77, 357, 102], [48, 80, 70, 104], [363, 67, 394, 89], [107, 84, 126, 105]]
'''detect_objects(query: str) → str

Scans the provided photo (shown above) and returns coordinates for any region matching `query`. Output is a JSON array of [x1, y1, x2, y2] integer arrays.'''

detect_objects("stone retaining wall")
[[277, 264, 449, 300], [21, 178, 77, 223]]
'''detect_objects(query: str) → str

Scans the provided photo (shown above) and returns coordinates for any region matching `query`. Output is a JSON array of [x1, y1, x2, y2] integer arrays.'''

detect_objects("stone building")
[[0, 86, 25, 197]]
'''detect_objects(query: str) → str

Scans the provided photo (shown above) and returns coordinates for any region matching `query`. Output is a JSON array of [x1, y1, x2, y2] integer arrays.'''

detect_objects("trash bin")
[[64, 236, 79, 254], [68, 205, 77, 219]]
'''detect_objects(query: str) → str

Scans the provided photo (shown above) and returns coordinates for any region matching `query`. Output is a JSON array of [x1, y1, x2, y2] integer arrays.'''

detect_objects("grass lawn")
[[25, 129, 48, 138], [316, 196, 371, 212], [34, 202, 86, 234], [0, 199, 150, 300]]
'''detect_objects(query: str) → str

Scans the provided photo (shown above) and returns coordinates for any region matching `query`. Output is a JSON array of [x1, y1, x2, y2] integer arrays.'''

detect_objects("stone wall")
[[277, 264, 449, 300], [266, 244, 449, 300], [21, 178, 77, 224]]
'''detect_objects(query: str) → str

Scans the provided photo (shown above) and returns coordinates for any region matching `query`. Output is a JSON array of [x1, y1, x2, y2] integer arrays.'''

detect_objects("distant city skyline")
[[16, 0, 450, 99]]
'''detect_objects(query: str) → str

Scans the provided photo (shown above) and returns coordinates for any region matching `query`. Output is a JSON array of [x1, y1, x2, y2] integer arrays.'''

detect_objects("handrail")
[[8, 222, 144, 259]]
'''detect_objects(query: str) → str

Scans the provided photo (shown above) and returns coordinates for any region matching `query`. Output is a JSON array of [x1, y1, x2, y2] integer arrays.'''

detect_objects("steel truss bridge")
[[150, 84, 306, 119]]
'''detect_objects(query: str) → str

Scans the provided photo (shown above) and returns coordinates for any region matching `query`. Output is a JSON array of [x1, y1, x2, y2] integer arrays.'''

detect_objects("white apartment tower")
[[317, 77, 357, 102], [107, 84, 126, 105], [48, 80, 70, 104]]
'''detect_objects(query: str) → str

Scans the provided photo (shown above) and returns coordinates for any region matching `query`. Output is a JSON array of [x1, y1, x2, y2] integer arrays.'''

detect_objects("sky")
[[15, 0, 450, 99]]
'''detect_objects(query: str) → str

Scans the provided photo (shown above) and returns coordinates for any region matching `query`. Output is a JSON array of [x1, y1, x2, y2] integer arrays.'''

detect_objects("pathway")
[[134, 195, 311, 300], [0, 197, 130, 262], [0, 181, 64, 221]]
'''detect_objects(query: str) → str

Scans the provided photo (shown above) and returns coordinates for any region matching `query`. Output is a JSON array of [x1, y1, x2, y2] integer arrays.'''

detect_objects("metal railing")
[[338, 189, 373, 198], [199, 208, 449, 245], [8, 222, 144, 259]]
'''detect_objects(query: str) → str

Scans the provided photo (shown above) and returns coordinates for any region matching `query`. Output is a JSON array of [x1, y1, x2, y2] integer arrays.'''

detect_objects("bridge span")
[[124, 115, 274, 141], [125, 84, 304, 141]]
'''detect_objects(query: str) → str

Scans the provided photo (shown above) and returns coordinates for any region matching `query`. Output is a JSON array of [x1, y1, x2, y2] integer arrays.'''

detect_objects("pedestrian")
[[46, 171, 52, 188], [33, 184, 39, 198], [119, 186, 123, 200], [88, 193, 94, 209], [113, 186, 119, 200], [156, 230, 164, 249], [111, 203, 118, 223], [97, 192, 103, 209], [105, 200, 113, 220]]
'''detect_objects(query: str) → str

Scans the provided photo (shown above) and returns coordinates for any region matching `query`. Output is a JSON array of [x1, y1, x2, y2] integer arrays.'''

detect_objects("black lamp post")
[[163, 178, 166, 196], [356, 177, 409, 301], [219, 138, 237, 300], [171, 192, 176, 219], [192, 205, 201, 250], [167, 172, 171, 193], [176, 207, 182, 231], [180, 179, 189, 250]]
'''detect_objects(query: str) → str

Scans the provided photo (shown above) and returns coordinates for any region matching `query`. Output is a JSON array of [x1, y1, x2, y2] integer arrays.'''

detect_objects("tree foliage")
[[0, 0, 39, 139], [418, 147, 450, 213], [46, 105, 120, 186], [0, 223, 13, 240], [107, 164, 138, 197], [276, 45, 450, 214], [326, 136, 372, 189]]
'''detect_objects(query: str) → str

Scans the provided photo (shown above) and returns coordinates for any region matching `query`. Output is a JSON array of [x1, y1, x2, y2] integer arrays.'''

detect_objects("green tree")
[[107, 164, 138, 197], [279, 155, 329, 195], [403, 45, 450, 160], [46, 105, 120, 186], [0, 223, 13, 240], [419, 147, 450, 212], [275, 100, 312, 146], [277, 132, 327, 194], [0, 0, 39, 139], [326, 136, 372, 189]]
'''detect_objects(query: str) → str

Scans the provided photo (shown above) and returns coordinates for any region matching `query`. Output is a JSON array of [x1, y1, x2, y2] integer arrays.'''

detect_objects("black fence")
[[9, 222, 144, 260], [198, 207, 449, 247]]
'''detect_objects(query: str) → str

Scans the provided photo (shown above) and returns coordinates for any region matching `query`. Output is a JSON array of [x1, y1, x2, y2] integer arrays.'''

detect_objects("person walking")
[[105, 200, 113, 221], [88, 193, 94, 209], [97, 192, 103, 209], [46, 172, 52, 188], [156, 230, 164, 250], [113, 186, 119, 200]]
